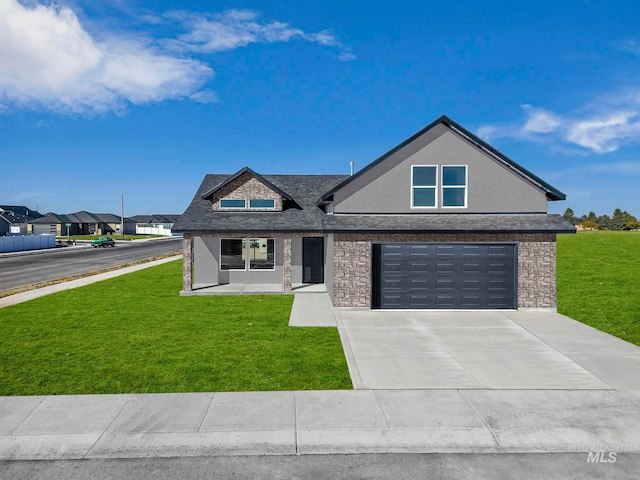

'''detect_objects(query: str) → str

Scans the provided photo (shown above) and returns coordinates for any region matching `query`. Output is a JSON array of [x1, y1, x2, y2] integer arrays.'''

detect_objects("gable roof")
[[174, 174, 349, 233], [28, 211, 131, 224], [174, 172, 574, 234], [200, 166, 297, 204], [320, 114, 566, 203], [0, 205, 42, 219], [130, 214, 181, 224]]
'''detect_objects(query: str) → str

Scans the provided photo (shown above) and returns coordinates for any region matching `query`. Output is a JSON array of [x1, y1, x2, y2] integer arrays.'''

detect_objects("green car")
[[91, 237, 116, 248]]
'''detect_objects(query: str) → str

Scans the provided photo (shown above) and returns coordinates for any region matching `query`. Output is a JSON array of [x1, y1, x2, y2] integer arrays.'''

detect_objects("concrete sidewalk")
[[1, 389, 639, 460]]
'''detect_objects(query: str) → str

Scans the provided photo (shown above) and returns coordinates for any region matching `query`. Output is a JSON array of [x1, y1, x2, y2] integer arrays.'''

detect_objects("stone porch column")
[[182, 234, 193, 292], [283, 237, 292, 291]]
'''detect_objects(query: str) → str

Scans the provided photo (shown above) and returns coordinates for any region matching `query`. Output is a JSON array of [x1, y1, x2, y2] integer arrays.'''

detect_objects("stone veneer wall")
[[182, 234, 193, 291], [283, 237, 292, 291], [211, 173, 283, 211], [332, 233, 556, 309]]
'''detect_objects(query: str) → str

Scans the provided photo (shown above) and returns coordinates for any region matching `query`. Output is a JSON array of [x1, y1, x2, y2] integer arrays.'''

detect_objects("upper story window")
[[411, 165, 468, 209], [220, 199, 246, 209], [249, 199, 276, 209], [442, 166, 467, 207], [411, 166, 437, 208]]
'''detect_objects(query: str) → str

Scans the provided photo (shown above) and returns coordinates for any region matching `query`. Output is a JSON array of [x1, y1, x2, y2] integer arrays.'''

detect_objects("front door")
[[303, 237, 324, 283]]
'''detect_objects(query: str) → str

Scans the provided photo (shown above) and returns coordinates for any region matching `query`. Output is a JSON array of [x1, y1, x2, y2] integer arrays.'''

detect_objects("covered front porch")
[[180, 282, 328, 296], [181, 233, 333, 299]]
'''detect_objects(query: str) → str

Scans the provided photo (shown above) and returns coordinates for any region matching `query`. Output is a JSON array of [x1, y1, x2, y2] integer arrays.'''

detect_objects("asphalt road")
[[0, 238, 182, 292], [1, 454, 638, 480]]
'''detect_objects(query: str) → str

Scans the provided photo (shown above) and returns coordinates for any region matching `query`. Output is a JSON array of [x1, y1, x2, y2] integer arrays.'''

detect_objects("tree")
[[562, 208, 578, 225], [625, 215, 639, 230]]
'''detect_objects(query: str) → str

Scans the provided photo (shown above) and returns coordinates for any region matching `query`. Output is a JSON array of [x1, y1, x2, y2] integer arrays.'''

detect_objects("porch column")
[[283, 237, 292, 291], [182, 234, 193, 292]]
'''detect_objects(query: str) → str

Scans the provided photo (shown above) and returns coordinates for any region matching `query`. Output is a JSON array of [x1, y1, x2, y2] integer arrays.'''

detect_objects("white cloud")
[[0, 0, 214, 114], [566, 112, 640, 153], [479, 101, 640, 154], [0, 2, 354, 115], [166, 9, 355, 61], [521, 105, 562, 134]]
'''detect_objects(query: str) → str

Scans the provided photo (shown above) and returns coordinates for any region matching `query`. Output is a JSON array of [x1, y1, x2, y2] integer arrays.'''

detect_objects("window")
[[249, 238, 275, 270], [412, 166, 437, 207], [220, 239, 246, 270], [220, 199, 246, 209], [249, 199, 275, 209], [442, 166, 467, 207], [220, 238, 275, 271]]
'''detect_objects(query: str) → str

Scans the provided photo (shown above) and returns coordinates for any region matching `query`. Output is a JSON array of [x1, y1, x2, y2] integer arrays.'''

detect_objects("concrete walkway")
[[1, 389, 639, 460]]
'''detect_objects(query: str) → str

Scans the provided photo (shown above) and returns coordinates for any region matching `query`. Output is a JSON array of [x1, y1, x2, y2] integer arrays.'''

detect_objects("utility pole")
[[121, 194, 125, 240]]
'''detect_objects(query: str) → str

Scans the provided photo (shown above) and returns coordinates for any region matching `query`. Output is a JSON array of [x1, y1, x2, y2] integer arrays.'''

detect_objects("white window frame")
[[441, 165, 468, 209], [219, 198, 246, 209], [219, 237, 276, 271], [248, 199, 276, 210], [411, 165, 438, 209]]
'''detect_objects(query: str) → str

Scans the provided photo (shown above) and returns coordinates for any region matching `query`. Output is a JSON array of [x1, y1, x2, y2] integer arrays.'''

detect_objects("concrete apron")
[[335, 310, 640, 391], [1, 389, 639, 460]]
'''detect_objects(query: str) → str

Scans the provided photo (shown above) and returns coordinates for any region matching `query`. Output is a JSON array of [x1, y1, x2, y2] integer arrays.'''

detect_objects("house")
[[0, 205, 42, 235], [129, 214, 182, 236], [27, 211, 136, 236], [174, 115, 575, 310]]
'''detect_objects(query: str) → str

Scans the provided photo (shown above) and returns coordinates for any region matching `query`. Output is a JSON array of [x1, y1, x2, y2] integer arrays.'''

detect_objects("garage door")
[[372, 243, 516, 309], [32, 224, 57, 235]]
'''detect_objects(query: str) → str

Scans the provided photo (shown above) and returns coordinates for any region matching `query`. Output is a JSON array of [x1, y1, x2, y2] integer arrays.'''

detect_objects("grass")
[[56, 234, 165, 241], [557, 231, 640, 346], [0, 260, 351, 395]]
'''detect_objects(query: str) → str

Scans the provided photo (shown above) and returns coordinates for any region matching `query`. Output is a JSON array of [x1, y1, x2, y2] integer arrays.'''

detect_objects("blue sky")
[[1, 0, 640, 218]]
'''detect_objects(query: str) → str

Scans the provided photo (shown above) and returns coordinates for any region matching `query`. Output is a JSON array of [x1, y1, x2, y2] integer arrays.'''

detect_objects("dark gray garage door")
[[372, 243, 516, 309]]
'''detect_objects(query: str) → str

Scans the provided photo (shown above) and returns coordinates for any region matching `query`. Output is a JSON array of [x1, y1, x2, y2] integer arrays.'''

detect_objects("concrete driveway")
[[335, 310, 640, 390]]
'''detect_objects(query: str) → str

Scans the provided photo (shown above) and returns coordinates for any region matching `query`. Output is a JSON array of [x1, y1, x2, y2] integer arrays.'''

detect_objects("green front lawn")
[[0, 260, 351, 395], [557, 231, 640, 346]]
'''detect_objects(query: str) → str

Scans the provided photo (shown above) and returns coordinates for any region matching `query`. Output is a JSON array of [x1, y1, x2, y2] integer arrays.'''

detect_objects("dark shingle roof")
[[174, 174, 575, 234], [28, 211, 130, 224], [322, 213, 575, 234], [0, 205, 42, 220], [130, 214, 181, 223], [174, 174, 349, 233]]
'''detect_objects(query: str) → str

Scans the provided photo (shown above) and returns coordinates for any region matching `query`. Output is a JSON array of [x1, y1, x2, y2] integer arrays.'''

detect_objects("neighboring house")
[[0, 205, 42, 235], [129, 214, 182, 236], [174, 115, 574, 310], [27, 211, 136, 236]]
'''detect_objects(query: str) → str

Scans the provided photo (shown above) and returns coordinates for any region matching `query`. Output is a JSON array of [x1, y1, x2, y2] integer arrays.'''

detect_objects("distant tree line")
[[562, 208, 639, 230]]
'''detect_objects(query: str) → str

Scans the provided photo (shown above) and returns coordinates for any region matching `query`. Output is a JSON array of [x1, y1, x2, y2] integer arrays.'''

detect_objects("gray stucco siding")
[[333, 129, 548, 214], [191, 234, 285, 285]]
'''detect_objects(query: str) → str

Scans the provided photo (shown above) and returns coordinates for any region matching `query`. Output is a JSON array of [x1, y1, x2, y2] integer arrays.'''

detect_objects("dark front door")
[[372, 243, 516, 309], [303, 237, 324, 283]]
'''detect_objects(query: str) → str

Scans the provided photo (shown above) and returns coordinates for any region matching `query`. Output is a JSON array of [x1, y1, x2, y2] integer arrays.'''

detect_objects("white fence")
[[136, 224, 175, 236], [0, 235, 56, 253]]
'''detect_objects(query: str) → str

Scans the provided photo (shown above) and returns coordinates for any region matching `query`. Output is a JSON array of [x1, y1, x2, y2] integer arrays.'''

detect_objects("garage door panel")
[[374, 243, 516, 309]]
